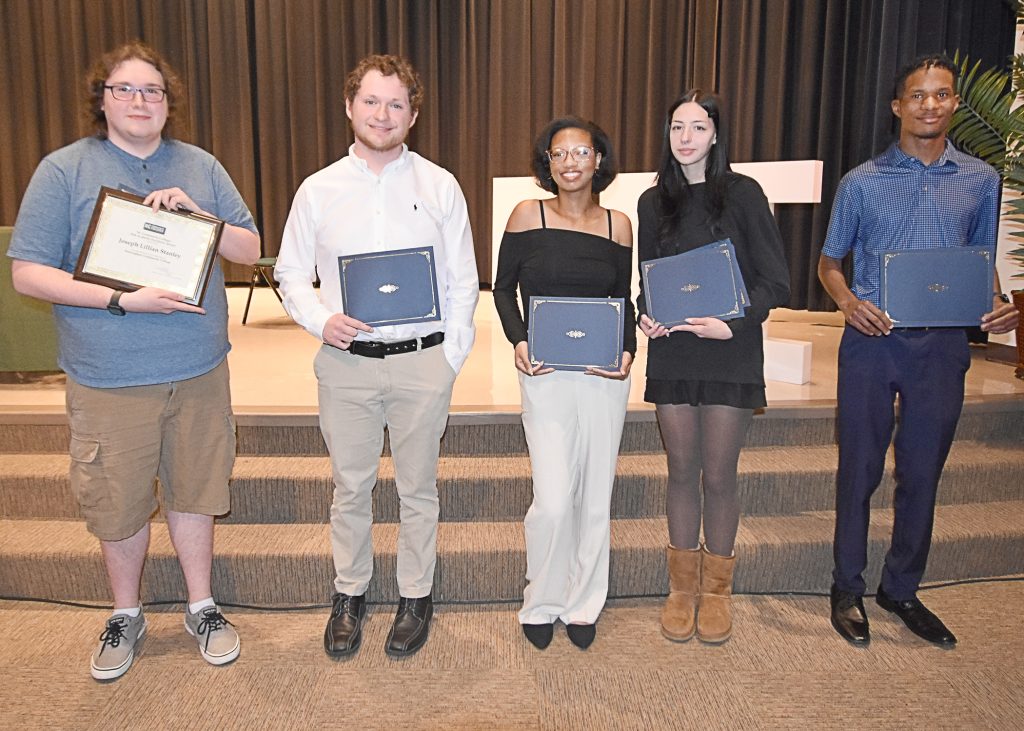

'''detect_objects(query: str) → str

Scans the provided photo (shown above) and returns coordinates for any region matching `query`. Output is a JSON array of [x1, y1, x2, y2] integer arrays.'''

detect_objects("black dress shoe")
[[385, 594, 433, 657], [522, 623, 554, 649], [566, 623, 596, 649], [830, 585, 870, 646], [876, 586, 957, 647], [324, 592, 366, 657]]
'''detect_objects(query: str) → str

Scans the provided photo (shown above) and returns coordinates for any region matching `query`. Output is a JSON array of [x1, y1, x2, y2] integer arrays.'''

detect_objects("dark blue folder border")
[[527, 296, 625, 372], [338, 245, 440, 327], [641, 239, 747, 326], [879, 247, 993, 328]]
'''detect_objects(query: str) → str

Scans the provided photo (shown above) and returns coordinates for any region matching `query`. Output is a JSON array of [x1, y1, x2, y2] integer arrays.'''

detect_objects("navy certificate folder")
[[338, 246, 440, 327], [879, 247, 993, 327], [641, 239, 747, 326], [528, 296, 625, 372]]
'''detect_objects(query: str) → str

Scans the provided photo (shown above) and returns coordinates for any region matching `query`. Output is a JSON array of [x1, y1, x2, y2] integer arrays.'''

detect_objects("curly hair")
[[530, 116, 617, 195], [344, 54, 425, 113], [84, 39, 185, 139]]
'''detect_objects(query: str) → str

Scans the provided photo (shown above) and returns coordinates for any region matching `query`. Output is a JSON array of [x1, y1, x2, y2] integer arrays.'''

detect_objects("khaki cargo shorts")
[[66, 360, 236, 541]]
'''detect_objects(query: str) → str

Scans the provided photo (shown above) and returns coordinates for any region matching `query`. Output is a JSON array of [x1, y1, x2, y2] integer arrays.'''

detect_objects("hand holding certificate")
[[641, 239, 748, 327], [338, 246, 441, 327], [528, 296, 625, 372], [73, 187, 224, 306], [879, 247, 994, 327]]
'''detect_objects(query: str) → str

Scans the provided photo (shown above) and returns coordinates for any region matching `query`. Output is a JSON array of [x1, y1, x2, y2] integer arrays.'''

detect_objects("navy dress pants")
[[832, 327, 970, 600]]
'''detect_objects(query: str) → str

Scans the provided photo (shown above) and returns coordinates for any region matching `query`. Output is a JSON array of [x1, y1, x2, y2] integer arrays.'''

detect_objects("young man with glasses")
[[9, 40, 260, 679], [275, 54, 478, 658]]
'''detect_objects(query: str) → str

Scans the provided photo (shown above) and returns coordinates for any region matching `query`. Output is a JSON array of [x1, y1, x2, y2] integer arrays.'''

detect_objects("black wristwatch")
[[995, 292, 1010, 304], [107, 290, 126, 316]]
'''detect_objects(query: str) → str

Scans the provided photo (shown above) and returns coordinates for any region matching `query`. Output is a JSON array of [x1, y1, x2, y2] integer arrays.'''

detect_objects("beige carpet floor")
[[2, 581, 1022, 730]]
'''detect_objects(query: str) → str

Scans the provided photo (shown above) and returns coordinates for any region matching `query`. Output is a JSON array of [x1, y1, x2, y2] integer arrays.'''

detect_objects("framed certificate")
[[339, 246, 441, 327], [73, 187, 224, 306], [880, 247, 994, 327], [641, 239, 748, 326], [528, 296, 624, 372]]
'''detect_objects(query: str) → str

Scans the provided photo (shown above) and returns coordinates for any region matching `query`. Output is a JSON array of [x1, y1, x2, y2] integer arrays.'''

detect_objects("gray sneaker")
[[90, 611, 147, 680], [184, 604, 240, 665]]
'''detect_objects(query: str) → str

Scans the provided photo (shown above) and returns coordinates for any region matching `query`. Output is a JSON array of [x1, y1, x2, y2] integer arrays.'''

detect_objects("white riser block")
[[763, 335, 812, 385]]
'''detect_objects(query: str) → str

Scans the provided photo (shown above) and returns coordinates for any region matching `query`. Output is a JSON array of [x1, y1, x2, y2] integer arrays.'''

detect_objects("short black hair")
[[892, 54, 958, 100], [531, 116, 617, 194]]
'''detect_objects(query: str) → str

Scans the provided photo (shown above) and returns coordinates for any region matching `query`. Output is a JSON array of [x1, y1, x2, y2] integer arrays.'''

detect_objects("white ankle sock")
[[188, 597, 216, 615], [113, 605, 141, 618]]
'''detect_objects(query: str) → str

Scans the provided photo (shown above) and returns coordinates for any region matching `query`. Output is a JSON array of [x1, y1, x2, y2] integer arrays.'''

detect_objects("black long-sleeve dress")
[[636, 173, 791, 408]]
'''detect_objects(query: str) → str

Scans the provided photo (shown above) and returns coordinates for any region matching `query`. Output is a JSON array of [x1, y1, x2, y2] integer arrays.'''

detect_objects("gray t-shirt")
[[9, 137, 257, 387]]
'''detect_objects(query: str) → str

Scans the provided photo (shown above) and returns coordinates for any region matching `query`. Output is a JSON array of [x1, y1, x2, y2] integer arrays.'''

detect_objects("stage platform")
[[2, 288, 1022, 424], [2, 289, 1022, 731]]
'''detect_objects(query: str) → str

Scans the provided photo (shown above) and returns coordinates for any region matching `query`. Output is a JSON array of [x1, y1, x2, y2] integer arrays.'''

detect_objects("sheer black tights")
[[656, 403, 752, 557]]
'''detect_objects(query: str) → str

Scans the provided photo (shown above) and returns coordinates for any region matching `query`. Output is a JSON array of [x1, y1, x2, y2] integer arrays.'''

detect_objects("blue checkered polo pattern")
[[821, 141, 999, 308]]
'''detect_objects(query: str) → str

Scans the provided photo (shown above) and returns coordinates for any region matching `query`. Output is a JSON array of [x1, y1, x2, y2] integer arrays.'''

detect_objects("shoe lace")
[[195, 608, 233, 649], [332, 595, 358, 617], [98, 617, 128, 650]]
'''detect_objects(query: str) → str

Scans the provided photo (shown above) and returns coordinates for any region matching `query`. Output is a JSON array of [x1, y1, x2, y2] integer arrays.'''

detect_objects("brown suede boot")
[[661, 545, 700, 641], [696, 545, 736, 643]]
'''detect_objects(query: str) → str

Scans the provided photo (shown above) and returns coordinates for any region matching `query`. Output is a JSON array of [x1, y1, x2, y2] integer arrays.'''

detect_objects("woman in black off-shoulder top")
[[637, 91, 790, 645], [493, 117, 635, 651]]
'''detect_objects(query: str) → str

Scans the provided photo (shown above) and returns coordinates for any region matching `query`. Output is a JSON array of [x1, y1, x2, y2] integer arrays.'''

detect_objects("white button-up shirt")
[[275, 145, 479, 372]]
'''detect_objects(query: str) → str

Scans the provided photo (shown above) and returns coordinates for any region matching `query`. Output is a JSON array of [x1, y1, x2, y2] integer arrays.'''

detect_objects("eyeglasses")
[[104, 84, 167, 103], [546, 145, 596, 164]]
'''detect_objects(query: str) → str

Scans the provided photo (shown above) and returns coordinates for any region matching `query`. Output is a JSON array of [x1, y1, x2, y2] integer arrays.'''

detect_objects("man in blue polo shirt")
[[818, 54, 1018, 647], [9, 41, 260, 679]]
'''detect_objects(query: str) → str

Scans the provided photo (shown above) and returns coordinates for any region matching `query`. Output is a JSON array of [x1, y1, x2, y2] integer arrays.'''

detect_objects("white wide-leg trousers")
[[517, 370, 630, 625]]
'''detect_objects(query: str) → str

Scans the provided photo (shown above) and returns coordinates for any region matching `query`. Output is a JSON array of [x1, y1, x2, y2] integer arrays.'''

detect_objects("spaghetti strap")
[[606, 209, 613, 240], [538, 199, 547, 228]]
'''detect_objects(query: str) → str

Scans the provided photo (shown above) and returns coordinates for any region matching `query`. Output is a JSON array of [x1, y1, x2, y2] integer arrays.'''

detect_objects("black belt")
[[348, 331, 444, 359]]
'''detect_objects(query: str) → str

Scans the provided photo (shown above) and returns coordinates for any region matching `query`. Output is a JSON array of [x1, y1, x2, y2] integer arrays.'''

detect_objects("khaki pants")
[[315, 342, 456, 597]]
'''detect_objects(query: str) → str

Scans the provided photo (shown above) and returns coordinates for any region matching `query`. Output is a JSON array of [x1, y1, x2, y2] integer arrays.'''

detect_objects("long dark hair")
[[655, 90, 731, 246]]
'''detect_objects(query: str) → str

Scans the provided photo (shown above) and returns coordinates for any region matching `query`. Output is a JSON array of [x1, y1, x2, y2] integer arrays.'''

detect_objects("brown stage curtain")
[[0, 0, 1014, 305], [0, 0, 257, 282]]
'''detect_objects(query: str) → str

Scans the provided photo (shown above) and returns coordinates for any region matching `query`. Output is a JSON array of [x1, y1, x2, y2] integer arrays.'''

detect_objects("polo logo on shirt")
[[144, 223, 167, 235]]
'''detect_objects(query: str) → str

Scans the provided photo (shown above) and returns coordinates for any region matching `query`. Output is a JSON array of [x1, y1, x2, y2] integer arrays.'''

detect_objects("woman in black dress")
[[637, 91, 790, 643], [494, 117, 635, 650]]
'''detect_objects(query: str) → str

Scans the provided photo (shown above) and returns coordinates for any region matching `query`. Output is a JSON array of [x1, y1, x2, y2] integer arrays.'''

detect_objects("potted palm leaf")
[[949, 17, 1024, 377]]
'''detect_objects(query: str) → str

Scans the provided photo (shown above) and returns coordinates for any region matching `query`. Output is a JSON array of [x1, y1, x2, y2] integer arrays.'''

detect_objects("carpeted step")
[[3, 401, 1021, 455], [2, 440, 1021, 523], [3, 500, 1022, 605]]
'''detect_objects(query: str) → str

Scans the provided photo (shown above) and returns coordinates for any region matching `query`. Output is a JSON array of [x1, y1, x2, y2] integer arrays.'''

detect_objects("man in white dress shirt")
[[275, 54, 478, 658]]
